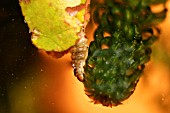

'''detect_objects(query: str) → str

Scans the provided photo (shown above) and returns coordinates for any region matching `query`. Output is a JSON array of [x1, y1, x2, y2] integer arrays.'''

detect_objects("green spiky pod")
[[83, 0, 167, 107]]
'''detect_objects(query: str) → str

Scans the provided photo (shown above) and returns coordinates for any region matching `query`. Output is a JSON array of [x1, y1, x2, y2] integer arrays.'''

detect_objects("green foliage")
[[19, 0, 167, 107], [83, 0, 167, 106]]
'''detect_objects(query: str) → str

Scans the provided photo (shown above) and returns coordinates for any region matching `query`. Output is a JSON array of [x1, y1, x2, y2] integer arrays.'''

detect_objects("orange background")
[[5, 1, 170, 113]]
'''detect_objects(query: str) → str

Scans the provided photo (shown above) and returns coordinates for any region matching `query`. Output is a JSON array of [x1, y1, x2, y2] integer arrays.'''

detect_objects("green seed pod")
[[83, 24, 149, 106], [82, 0, 167, 107]]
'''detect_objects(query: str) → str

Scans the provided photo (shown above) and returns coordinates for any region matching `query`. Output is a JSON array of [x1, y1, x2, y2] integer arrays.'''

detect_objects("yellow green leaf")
[[19, 0, 85, 52]]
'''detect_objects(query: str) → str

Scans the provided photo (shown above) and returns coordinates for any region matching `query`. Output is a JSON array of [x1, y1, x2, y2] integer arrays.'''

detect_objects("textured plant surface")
[[19, 0, 86, 53], [20, 0, 168, 107], [83, 0, 167, 107]]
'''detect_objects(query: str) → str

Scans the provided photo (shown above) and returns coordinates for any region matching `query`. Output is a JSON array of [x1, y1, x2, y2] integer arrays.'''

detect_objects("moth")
[[70, 28, 88, 82]]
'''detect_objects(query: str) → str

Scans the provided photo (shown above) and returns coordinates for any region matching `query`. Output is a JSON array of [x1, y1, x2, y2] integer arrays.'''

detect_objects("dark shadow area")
[[0, 0, 39, 112]]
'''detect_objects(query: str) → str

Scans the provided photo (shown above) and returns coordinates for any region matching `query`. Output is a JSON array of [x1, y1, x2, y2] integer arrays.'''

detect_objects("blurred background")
[[0, 0, 170, 113]]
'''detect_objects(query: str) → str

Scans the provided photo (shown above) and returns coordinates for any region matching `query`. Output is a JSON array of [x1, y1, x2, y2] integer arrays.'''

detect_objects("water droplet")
[[162, 97, 165, 101], [40, 69, 43, 72], [24, 20, 27, 23]]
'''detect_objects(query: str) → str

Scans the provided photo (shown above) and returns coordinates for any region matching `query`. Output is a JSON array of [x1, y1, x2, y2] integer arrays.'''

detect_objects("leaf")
[[19, 0, 85, 52]]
